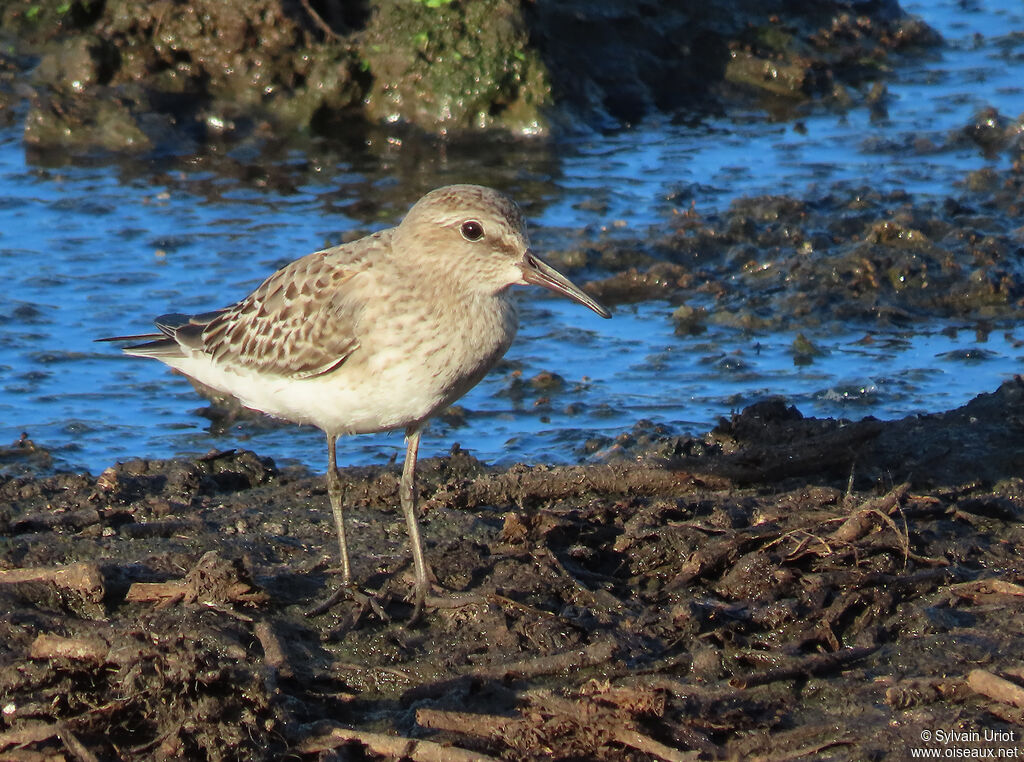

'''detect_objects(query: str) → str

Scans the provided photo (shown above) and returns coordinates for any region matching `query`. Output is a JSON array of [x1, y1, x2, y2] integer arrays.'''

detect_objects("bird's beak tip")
[[520, 252, 611, 319]]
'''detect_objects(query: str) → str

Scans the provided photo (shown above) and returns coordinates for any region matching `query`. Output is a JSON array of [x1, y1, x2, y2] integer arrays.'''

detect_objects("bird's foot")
[[304, 581, 391, 622], [306, 576, 489, 628], [405, 582, 491, 626]]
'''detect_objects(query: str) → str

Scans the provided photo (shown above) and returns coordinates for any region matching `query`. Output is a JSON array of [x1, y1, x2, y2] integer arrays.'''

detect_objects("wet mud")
[[2, 380, 1024, 760]]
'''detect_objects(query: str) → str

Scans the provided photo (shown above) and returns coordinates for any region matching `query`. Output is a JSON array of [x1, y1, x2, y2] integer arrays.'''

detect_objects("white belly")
[[163, 351, 452, 435], [161, 294, 518, 436]]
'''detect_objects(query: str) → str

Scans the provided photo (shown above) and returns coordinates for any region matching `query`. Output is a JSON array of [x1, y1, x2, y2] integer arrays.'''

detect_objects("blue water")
[[1, 0, 1022, 474]]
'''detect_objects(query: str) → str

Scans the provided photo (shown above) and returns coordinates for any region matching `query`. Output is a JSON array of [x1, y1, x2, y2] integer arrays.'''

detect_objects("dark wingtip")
[[95, 334, 161, 343], [97, 312, 202, 345]]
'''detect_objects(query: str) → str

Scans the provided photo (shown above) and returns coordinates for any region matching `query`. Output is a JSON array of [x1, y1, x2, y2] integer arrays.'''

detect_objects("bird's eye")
[[460, 220, 484, 241]]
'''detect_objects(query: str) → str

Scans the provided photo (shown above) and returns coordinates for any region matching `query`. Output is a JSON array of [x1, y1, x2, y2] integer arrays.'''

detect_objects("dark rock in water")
[[588, 165, 1024, 328], [3, 0, 940, 150]]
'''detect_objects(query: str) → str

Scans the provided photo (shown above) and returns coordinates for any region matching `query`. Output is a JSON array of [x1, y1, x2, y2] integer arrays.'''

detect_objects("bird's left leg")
[[305, 434, 388, 621], [400, 426, 432, 623], [325, 434, 352, 584]]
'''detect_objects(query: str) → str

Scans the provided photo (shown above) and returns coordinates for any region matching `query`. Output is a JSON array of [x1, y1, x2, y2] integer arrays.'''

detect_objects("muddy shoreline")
[[1, 4, 1022, 759], [1, 0, 938, 151], [2, 380, 1023, 760]]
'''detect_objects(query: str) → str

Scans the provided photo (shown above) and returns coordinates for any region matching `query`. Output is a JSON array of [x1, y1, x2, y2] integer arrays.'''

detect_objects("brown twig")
[[830, 483, 910, 543], [0, 720, 100, 762], [57, 724, 100, 762], [749, 737, 856, 761], [401, 640, 618, 705], [611, 726, 699, 762], [124, 551, 267, 609], [299, 0, 338, 40], [0, 721, 62, 750], [29, 633, 109, 664], [729, 646, 877, 689], [254, 620, 293, 679], [426, 464, 730, 511], [0, 562, 105, 603], [950, 578, 1024, 600], [297, 722, 499, 762], [475, 639, 617, 681], [418, 694, 697, 762], [124, 581, 186, 608], [967, 669, 1024, 709], [416, 709, 515, 737]]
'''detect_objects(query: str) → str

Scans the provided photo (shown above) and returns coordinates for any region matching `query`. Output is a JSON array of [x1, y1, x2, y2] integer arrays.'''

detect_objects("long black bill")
[[520, 252, 611, 319]]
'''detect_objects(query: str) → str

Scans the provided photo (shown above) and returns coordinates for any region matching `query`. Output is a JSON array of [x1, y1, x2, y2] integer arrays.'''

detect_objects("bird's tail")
[[96, 312, 212, 358]]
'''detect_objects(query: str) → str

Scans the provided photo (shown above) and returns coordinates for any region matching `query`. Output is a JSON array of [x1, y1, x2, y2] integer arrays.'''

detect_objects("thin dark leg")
[[401, 427, 431, 622], [326, 434, 352, 584]]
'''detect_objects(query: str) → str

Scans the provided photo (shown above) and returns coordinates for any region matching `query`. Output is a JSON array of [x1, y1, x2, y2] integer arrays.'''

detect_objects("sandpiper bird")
[[104, 184, 611, 620]]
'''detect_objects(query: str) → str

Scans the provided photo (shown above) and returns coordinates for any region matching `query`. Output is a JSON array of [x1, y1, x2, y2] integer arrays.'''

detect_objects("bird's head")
[[396, 184, 611, 319]]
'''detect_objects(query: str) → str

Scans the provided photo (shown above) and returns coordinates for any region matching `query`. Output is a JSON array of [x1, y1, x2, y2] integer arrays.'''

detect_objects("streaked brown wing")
[[177, 234, 386, 379]]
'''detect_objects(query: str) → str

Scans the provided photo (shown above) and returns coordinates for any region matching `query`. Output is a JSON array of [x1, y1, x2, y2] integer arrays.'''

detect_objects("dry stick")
[[647, 677, 733, 702], [416, 709, 514, 738], [125, 580, 263, 611], [0, 563, 105, 603], [424, 591, 491, 609], [750, 737, 856, 762], [830, 483, 910, 543], [298, 0, 338, 39], [0, 721, 100, 762], [416, 708, 697, 762], [124, 581, 186, 607], [29, 633, 109, 663], [0, 721, 62, 750], [486, 593, 561, 620], [57, 725, 100, 762], [428, 464, 730, 510], [967, 669, 1024, 709], [297, 723, 499, 762], [611, 726, 700, 762], [475, 639, 616, 681], [402, 640, 617, 704], [950, 578, 1024, 598], [124, 553, 265, 608], [254, 620, 293, 680], [729, 646, 877, 690]]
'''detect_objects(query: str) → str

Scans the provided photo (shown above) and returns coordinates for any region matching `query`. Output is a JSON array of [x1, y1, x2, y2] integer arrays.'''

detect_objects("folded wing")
[[111, 234, 387, 380]]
